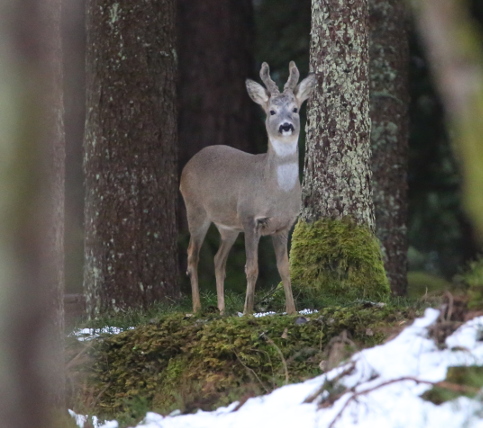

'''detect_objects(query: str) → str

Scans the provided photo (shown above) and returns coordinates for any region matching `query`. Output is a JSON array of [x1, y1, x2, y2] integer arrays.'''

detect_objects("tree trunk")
[[177, 0, 258, 169], [84, 0, 179, 317], [177, 0, 260, 294], [369, 0, 409, 295], [290, 0, 389, 301], [414, 0, 483, 242], [43, 0, 66, 409], [0, 0, 65, 424], [63, 0, 87, 295]]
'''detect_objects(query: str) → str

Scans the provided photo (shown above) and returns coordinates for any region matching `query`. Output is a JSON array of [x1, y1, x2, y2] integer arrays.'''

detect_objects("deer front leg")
[[272, 232, 296, 314], [243, 221, 261, 314], [214, 227, 239, 315]]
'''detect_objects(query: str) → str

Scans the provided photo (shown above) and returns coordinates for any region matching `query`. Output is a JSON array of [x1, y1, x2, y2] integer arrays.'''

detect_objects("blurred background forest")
[[63, 0, 483, 297]]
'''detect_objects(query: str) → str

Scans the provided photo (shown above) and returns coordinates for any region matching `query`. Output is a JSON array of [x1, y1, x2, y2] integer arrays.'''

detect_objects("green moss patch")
[[463, 255, 483, 310], [290, 218, 390, 301], [71, 303, 412, 422], [422, 366, 483, 404]]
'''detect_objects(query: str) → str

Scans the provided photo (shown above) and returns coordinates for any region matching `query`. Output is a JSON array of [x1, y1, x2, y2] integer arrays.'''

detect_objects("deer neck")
[[267, 136, 299, 192]]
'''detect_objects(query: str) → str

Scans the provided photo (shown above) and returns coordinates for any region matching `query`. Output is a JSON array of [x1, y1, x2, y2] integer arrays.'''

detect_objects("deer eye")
[[293, 108, 298, 113], [269, 110, 276, 115]]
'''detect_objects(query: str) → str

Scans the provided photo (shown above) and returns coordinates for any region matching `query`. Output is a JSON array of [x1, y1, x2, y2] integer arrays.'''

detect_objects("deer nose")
[[279, 123, 294, 134]]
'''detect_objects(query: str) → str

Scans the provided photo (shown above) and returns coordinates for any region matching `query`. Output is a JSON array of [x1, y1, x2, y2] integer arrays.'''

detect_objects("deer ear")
[[294, 74, 316, 105], [246, 79, 269, 106]]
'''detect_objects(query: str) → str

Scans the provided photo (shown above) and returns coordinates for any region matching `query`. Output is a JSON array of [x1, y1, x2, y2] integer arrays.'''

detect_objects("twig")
[[261, 333, 289, 384], [234, 351, 269, 394], [66, 340, 96, 370], [256, 284, 280, 304], [303, 362, 356, 404], [90, 382, 111, 409], [327, 376, 480, 428], [443, 291, 454, 322]]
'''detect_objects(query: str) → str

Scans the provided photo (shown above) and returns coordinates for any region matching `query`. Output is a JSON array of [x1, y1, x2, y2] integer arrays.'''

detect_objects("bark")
[[301, 0, 374, 227], [290, 0, 389, 300], [0, 0, 65, 424], [369, 0, 409, 295], [43, 0, 66, 408], [177, 0, 257, 169], [84, 0, 179, 317], [63, 0, 86, 294]]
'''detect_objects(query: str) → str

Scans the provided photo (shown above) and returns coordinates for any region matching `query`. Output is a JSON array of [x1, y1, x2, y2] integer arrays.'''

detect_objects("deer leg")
[[243, 221, 261, 314], [272, 232, 296, 314], [214, 227, 239, 315], [186, 208, 210, 313]]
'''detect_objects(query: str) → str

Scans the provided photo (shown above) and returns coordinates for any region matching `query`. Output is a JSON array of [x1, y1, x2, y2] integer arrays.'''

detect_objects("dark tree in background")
[[415, 0, 483, 242], [290, 0, 389, 301], [254, 0, 312, 79], [177, 0, 269, 294], [369, 0, 409, 295], [83, 0, 179, 317], [63, 0, 86, 295], [177, 0, 258, 168]]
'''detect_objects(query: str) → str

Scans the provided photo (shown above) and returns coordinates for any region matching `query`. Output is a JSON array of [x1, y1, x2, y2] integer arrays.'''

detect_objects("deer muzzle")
[[279, 122, 295, 135]]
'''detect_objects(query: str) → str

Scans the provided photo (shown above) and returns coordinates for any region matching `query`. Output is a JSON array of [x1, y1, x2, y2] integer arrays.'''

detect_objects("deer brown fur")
[[180, 62, 316, 314]]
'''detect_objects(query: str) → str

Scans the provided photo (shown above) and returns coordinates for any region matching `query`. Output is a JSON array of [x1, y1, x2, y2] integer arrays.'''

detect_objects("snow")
[[239, 308, 318, 318], [71, 326, 134, 342], [71, 308, 483, 428]]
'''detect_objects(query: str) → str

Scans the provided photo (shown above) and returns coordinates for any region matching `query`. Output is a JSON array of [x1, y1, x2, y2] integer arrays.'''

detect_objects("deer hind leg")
[[186, 205, 210, 313], [272, 232, 296, 314], [214, 226, 239, 315], [243, 220, 261, 314]]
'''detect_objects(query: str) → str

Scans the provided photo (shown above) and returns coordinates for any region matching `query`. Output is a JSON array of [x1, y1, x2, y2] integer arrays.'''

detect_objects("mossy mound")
[[290, 218, 390, 301], [73, 303, 412, 422]]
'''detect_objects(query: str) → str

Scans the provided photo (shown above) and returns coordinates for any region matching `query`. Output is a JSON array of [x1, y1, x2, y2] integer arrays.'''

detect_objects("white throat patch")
[[277, 163, 299, 191], [270, 138, 298, 157]]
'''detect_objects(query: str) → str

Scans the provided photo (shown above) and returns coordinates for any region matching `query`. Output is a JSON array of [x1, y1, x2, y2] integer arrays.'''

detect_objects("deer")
[[180, 61, 316, 315]]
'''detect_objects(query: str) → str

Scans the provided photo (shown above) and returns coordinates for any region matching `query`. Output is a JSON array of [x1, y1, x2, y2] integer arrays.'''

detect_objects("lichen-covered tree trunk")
[[177, 0, 257, 169], [84, 0, 179, 317], [290, 0, 389, 301], [369, 0, 409, 295]]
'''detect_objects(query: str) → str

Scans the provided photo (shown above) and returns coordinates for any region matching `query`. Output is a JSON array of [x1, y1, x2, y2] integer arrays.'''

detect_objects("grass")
[[72, 282, 437, 334]]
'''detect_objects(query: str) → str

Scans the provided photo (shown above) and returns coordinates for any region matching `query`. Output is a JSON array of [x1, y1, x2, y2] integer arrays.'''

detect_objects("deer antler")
[[284, 61, 300, 91], [260, 62, 280, 95]]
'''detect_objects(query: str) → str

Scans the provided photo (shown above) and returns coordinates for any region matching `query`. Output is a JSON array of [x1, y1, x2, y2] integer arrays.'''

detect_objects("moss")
[[290, 217, 390, 301], [422, 366, 483, 404], [460, 255, 483, 310], [407, 271, 452, 299], [73, 303, 411, 420]]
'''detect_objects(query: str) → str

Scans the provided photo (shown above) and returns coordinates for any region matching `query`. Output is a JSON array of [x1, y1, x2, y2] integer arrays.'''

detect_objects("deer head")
[[246, 61, 316, 144]]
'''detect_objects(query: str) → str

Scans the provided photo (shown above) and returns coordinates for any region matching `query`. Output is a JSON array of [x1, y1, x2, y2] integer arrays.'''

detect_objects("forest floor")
[[65, 288, 483, 428]]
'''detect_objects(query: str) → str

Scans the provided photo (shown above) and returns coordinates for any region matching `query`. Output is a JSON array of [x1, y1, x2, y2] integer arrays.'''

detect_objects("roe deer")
[[180, 61, 316, 314]]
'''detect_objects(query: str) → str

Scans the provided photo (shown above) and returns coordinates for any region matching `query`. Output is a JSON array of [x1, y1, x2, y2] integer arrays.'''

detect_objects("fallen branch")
[[328, 376, 481, 428], [304, 363, 355, 404], [234, 351, 269, 394], [66, 340, 96, 370], [261, 333, 289, 384]]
